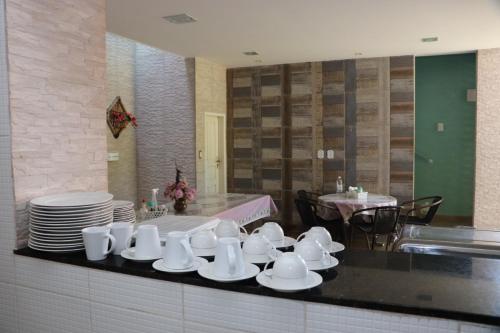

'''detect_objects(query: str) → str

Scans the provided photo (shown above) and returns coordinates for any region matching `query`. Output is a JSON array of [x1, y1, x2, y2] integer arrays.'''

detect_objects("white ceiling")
[[107, 0, 500, 68]]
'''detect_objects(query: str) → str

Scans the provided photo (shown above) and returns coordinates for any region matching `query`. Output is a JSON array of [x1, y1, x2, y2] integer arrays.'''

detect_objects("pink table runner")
[[318, 193, 397, 222]]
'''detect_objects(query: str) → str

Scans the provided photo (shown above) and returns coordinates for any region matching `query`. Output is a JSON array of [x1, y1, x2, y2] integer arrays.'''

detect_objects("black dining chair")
[[400, 196, 443, 226], [349, 206, 401, 251]]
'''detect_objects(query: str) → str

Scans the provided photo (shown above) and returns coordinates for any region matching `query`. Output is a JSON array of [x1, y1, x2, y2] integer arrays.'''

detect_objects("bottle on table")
[[336, 176, 344, 193]]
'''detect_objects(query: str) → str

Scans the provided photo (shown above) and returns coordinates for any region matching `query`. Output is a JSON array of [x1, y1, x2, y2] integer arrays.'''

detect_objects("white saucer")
[[326, 242, 345, 253], [153, 257, 208, 273], [197, 262, 260, 282], [120, 247, 164, 262], [243, 250, 282, 264], [270, 236, 296, 249], [192, 247, 216, 257], [256, 270, 323, 292], [305, 255, 339, 271]]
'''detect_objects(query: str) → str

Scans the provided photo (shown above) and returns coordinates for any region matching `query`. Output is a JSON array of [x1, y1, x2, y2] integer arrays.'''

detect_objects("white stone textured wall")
[[5, 0, 107, 246], [135, 44, 196, 203], [106, 33, 138, 205], [475, 49, 500, 229], [195, 57, 227, 194]]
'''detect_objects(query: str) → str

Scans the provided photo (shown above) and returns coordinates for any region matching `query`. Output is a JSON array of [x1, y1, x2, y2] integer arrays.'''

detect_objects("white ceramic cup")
[[110, 222, 133, 255], [126, 225, 162, 259], [294, 238, 331, 265], [215, 220, 247, 238], [243, 233, 276, 257], [164, 231, 194, 269], [82, 226, 116, 261], [297, 227, 333, 250], [214, 237, 245, 278], [264, 252, 309, 289], [191, 229, 217, 249], [251, 222, 284, 242]]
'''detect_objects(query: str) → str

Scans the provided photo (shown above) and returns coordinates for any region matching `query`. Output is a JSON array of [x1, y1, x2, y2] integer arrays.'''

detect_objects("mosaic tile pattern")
[[228, 56, 414, 225]]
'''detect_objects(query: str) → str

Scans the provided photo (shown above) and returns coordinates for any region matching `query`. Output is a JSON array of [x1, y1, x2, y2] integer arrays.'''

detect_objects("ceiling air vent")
[[243, 51, 259, 56], [163, 13, 197, 24]]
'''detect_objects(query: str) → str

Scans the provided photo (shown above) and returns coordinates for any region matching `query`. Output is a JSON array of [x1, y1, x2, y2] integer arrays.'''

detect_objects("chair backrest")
[[294, 198, 317, 228], [373, 206, 401, 235], [297, 190, 321, 200], [403, 196, 443, 225]]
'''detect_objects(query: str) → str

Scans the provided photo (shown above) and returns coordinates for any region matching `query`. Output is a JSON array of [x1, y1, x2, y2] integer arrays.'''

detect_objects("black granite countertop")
[[14, 247, 500, 326]]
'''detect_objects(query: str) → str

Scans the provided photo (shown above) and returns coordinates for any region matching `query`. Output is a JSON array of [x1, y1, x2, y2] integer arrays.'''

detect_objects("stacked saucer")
[[28, 192, 113, 252], [113, 200, 136, 223]]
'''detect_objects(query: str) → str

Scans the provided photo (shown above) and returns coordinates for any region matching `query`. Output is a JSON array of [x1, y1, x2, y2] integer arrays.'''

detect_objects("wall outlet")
[[327, 150, 334, 159], [436, 122, 444, 132], [317, 149, 325, 159], [107, 152, 119, 161]]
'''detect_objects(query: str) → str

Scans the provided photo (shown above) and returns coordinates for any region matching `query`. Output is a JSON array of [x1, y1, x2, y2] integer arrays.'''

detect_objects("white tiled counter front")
[[5, 256, 499, 333]]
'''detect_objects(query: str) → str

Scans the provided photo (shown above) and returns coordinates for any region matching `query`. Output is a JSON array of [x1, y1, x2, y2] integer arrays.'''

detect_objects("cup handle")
[[125, 231, 137, 249], [239, 225, 248, 236], [251, 227, 262, 235], [296, 232, 307, 242], [180, 238, 194, 266], [263, 259, 273, 277], [104, 234, 116, 256], [318, 243, 331, 265], [263, 237, 278, 260], [227, 246, 236, 275]]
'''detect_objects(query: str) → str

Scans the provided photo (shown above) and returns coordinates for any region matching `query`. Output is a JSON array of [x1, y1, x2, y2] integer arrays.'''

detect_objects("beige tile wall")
[[106, 33, 138, 205], [474, 48, 500, 229], [195, 57, 227, 194], [5, 0, 107, 246]]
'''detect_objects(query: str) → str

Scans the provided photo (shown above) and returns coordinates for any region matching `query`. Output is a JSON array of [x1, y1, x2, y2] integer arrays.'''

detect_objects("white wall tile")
[[0, 282, 18, 333], [184, 285, 305, 333], [0, 252, 16, 284], [306, 303, 459, 333], [15, 256, 89, 299], [89, 269, 182, 318], [17, 286, 91, 333], [185, 321, 253, 333], [460, 323, 500, 333], [91, 302, 182, 333]]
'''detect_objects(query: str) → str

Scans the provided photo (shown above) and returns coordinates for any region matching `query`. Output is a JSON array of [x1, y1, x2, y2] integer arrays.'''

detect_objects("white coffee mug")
[[191, 229, 217, 249], [215, 220, 247, 238], [243, 233, 276, 257], [164, 231, 194, 269], [110, 222, 133, 255], [297, 227, 333, 250], [251, 222, 284, 242], [126, 225, 162, 259], [82, 226, 116, 261], [263, 252, 309, 289], [294, 238, 331, 265], [214, 237, 245, 278]]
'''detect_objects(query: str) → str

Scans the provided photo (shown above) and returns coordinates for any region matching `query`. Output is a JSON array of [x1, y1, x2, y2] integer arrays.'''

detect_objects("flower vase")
[[174, 198, 188, 212]]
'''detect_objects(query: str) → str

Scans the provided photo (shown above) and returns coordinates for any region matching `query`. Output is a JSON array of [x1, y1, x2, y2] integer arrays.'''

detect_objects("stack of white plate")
[[113, 200, 135, 223], [28, 192, 113, 252]]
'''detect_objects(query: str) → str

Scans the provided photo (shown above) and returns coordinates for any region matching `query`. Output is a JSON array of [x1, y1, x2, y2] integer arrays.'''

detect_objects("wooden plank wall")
[[227, 56, 414, 227]]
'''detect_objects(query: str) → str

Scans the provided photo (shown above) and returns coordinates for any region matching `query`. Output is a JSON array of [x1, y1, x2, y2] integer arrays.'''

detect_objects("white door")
[[205, 115, 221, 194]]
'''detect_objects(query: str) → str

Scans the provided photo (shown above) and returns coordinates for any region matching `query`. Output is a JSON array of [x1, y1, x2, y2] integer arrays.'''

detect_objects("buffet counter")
[[14, 247, 500, 330]]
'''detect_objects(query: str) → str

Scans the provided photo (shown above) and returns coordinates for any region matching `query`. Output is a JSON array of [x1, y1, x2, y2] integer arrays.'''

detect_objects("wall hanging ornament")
[[106, 96, 137, 139]]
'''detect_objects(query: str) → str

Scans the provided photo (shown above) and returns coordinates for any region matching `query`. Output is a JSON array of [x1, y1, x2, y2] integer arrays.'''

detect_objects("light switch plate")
[[327, 150, 334, 159], [436, 122, 444, 132], [317, 149, 325, 159], [107, 152, 119, 161]]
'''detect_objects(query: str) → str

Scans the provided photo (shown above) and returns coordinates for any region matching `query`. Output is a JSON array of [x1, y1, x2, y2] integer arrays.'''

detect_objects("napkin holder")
[[346, 187, 368, 200]]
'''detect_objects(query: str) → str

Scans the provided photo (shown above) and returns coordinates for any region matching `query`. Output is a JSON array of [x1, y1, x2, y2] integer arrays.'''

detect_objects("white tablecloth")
[[318, 193, 397, 222]]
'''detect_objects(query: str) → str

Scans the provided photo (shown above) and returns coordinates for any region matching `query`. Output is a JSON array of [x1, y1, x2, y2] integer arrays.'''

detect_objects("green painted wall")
[[415, 53, 476, 217]]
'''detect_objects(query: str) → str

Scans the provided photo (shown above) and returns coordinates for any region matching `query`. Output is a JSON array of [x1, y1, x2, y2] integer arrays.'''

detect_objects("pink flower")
[[186, 192, 194, 201], [175, 189, 184, 199]]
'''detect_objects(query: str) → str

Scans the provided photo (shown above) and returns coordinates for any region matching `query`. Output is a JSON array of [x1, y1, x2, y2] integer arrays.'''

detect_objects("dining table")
[[317, 193, 398, 222]]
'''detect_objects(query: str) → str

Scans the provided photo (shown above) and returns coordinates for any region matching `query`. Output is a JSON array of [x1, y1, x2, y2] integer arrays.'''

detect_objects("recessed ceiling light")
[[243, 51, 259, 56], [354, 52, 363, 56], [163, 13, 197, 24], [255, 59, 263, 63], [421, 37, 438, 43]]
